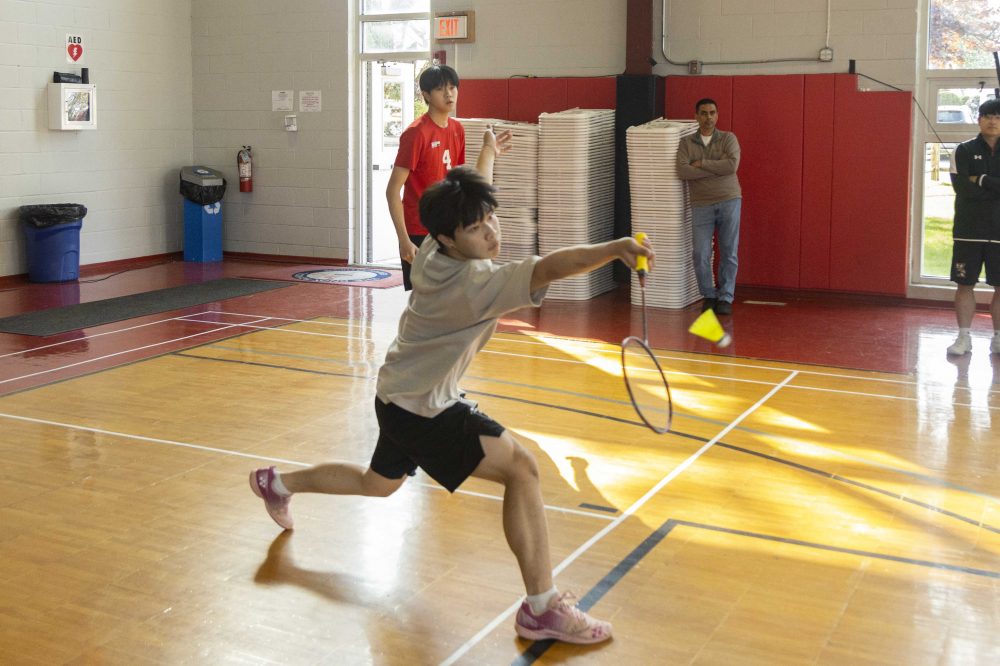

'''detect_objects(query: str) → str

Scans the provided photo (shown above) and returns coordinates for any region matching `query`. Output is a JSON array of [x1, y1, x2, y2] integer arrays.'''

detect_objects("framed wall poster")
[[48, 83, 97, 130]]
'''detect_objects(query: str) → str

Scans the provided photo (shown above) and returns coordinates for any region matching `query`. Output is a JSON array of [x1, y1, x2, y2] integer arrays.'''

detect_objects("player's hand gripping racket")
[[621, 233, 673, 433]]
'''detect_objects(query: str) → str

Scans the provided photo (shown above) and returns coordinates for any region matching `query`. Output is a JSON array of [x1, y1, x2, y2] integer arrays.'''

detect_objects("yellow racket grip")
[[634, 232, 649, 275]]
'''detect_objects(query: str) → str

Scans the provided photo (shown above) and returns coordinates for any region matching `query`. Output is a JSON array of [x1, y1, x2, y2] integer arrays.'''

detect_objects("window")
[[362, 20, 430, 53], [359, 0, 431, 56], [920, 142, 959, 279], [363, 0, 429, 14], [927, 0, 1000, 70]]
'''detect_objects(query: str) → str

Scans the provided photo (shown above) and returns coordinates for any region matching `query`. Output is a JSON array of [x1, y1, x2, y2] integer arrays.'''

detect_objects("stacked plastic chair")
[[537, 109, 617, 300], [460, 118, 540, 263], [626, 118, 702, 308]]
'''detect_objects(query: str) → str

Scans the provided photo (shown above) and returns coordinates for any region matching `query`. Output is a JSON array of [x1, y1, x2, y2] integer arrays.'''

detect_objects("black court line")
[[162, 355, 1000, 537], [174, 351, 373, 381], [512, 518, 1000, 664], [672, 520, 1000, 579], [178, 345, 994, 502], [579, 503, 618, 514], [712, 441, 1000, 536]]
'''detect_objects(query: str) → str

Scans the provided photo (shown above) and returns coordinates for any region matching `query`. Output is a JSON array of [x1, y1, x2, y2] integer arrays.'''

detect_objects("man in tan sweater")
[[676, 98, 742, 316]]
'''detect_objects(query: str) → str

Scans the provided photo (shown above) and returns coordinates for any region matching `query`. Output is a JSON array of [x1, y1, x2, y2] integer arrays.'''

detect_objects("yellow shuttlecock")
[[688, 309, 732, 347]]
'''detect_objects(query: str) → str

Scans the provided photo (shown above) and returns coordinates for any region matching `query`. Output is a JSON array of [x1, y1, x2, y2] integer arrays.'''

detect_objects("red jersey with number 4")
[[395, 114, 466, 235]]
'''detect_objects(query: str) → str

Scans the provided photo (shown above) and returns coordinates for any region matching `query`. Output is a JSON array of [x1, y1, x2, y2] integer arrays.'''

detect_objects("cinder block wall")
[[659, 0, 917, 86], [191, 0, 354, 260], [0, 0, 194, 276]]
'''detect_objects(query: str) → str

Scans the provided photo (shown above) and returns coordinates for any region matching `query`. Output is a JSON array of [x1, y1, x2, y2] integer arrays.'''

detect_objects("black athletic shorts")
[[371, 398, 505, 492], [951, 240, 1000, 286], [400, 234, 427, 291]]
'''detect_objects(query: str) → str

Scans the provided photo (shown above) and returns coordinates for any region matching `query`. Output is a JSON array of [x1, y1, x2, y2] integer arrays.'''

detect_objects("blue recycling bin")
[[19, 204, 86, 282], [183, 199, 223, 262], [23, 220, 83, 282]]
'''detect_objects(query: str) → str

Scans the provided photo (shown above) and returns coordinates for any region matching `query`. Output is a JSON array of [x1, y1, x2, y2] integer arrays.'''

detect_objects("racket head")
[[620, 335, 673, 434]]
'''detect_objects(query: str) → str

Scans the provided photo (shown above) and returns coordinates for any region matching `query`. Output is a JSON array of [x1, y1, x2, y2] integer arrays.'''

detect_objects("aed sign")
[[432, 12, 474, 43], [66, 34, 85, 63]]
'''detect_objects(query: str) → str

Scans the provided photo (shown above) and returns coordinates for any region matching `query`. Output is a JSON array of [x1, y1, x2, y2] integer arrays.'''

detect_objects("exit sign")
[[433, 11, 475, 43]]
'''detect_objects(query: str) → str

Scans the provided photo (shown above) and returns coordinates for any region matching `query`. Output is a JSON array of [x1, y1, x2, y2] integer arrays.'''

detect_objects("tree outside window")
[[928, 0, 1000, 69]]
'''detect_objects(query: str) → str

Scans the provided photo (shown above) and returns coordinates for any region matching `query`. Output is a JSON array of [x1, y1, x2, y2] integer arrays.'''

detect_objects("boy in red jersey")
[[386, 64, 511, 290]]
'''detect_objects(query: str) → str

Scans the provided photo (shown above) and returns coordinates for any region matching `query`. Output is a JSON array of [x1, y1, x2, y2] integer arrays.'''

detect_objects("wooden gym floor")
[[0, 259, 997, 664]]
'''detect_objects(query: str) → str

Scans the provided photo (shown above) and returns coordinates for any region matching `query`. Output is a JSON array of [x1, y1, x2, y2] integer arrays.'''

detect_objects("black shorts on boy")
[[951, 240, 1000, 286], [371, 397, 504, 492]]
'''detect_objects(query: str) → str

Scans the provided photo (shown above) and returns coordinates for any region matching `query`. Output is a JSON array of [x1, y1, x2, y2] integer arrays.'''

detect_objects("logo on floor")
[[292, 268, 394, 284]]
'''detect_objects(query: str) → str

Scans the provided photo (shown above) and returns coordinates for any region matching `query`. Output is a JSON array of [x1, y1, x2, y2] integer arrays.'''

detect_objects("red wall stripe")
[[566, 77, 617, 109], [663, 76, 734, 129], [801, 74, 836, 290], [508, 78, 570, 121], [829, 74, 912, 295], [731, 75, 805, 289], [457, 78, 509, 119]]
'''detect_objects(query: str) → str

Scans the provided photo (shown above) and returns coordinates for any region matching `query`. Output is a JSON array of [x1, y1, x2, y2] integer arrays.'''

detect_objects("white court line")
[[198, 309, 999, 393], [0, 411, 615, 522], [179, 316, 998, 409], [0, 311, 219, 360], [0, 317, 273, 387], [439, 370, 800, 666]]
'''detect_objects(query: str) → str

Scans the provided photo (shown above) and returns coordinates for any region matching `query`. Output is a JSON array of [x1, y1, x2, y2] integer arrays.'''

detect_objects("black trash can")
[[19, 204, 87, 282]]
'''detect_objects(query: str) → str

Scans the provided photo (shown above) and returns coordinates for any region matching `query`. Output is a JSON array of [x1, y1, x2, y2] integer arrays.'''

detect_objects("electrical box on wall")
[[48, 83, 96, 130]]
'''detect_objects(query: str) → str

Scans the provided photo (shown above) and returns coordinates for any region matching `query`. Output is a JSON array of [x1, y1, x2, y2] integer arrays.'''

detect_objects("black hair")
[[419, 166, 497, 247], [418, 64, 460, 93], [695, 98, 718, 112], [979, 98, 1000, 117]]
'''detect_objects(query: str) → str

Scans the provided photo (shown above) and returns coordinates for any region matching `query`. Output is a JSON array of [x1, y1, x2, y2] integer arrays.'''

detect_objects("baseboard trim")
[[223, 252, 348, 266], [0, 252, 183, 288]]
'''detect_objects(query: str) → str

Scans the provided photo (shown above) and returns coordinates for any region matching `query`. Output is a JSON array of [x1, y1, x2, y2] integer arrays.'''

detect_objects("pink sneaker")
[[515, 592, 612, 644], [249, 467, 294, 530]]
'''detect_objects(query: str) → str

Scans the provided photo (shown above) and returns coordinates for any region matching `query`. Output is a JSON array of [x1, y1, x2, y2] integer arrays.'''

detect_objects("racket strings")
[[621, 336, 673, 433]]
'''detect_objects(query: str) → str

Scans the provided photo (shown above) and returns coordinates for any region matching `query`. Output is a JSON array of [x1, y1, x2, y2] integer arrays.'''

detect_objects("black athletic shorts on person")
[[951, 240, 1000, 286], [371, 397, 505, 492], [401, 234, 427, 291]]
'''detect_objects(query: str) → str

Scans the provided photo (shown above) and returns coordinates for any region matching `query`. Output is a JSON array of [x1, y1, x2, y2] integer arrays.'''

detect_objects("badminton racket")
[[620, 233, 673, 433]]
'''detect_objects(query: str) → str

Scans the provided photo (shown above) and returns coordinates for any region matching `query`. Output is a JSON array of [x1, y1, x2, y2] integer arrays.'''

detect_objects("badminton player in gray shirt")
[[250, 166, 653, 645]]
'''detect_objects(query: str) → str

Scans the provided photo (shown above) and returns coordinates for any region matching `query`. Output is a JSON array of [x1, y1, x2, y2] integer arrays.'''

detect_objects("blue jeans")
[[692, 198, 741, 302]]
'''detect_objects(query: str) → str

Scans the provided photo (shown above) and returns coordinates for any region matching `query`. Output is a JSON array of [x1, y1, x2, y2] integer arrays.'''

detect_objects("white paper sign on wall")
[[272, 90, 293, 112], [66, 34, 85, 63], [299, 90, 321, 112]]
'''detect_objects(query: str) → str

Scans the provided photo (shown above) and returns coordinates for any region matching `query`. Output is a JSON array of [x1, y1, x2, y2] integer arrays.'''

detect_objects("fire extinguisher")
[[237, 145, 253, 192]]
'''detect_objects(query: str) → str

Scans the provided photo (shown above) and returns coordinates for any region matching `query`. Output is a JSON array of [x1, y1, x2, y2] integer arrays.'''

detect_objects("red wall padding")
[[732, 75, 804, 289], [829, 74, 912, 295], [458, 77, 618, 121], [508, 78, 570, 121], [458, 79, 509, 120], [457, 73, 913, 296], [566, 77, 617, 110], [663, 76, 734, 130], [801, 75, 836, 290]]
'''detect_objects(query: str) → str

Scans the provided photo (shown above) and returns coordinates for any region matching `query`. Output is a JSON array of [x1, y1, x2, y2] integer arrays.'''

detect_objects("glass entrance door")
[[362, 59, 428, 265]]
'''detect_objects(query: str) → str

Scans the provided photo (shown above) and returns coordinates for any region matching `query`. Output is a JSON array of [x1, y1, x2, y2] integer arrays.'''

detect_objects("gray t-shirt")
[[376, 237, 548, 417]]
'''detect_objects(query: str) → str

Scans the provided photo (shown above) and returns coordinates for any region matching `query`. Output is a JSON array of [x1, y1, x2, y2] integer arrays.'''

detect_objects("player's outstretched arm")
[[530, 237, 654, 292], [475, 127, 512, 184]]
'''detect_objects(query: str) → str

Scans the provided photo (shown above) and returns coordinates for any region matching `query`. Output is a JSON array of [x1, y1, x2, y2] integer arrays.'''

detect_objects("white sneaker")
[[947, 335, 972, 355], [991, 336, 1000, 354]]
